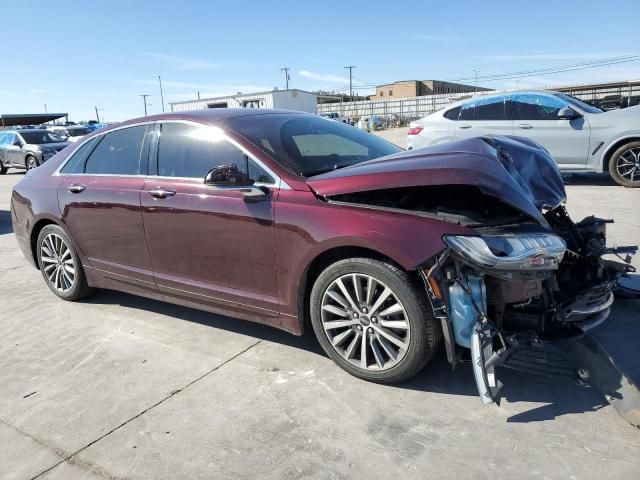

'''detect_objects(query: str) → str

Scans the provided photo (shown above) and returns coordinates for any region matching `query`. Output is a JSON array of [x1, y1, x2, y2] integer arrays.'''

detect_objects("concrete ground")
[[0, 162, 639, 479]]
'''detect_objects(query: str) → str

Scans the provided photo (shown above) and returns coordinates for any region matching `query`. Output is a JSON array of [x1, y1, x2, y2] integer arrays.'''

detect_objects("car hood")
[[586, 104, 640, 125], [26, 142, 70, 151], [306, 136, 567, 226]]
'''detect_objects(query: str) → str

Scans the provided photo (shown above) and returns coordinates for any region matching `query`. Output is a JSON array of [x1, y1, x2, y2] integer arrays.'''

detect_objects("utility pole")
[[344, 65, 356, 99], [197, 91, 201, 100], [158, 75, 165, 113], [95, 106, 101, 123], [44, 103, 48, 113], [139, 94, 151, 116], [472, 69, 479, 93], [281, 67, 290, 90]]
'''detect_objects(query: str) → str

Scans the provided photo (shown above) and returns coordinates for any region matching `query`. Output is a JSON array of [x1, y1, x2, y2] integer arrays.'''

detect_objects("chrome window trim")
[[54, 119, 291, 190]]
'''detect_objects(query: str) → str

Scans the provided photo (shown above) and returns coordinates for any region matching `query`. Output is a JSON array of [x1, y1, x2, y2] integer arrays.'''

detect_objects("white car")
[[408, 91, 640, 187], [320, 112, 349, 124]]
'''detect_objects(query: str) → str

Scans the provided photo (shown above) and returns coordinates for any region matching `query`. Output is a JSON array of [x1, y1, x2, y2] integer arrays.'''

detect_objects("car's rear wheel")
[[26, 155, 39, 170], [36, 224, 94, 301], [609, 141, 640, 187], [310, 257, 440, 384]]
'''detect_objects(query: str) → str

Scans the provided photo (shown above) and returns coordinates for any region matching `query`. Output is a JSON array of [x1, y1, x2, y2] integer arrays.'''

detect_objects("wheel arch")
[[602, 136, 640, 172], [30, 218, 60, 269], [296, 245, 408, 335]]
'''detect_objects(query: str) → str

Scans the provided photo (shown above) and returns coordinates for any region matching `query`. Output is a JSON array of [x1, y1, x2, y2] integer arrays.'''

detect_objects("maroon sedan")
[[11, 109, 636, 402]]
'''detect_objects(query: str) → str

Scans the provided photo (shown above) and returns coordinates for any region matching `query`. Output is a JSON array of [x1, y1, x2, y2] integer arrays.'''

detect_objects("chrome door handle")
[[148, 188, 176, 199], [68, 184, 86, 193], [518, 123, 533, 129], [458, 123, 472, 129]]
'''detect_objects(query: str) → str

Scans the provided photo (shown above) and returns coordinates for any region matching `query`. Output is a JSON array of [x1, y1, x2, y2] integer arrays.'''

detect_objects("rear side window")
[[157, 123, 274, 182], [443, 106, 461, 120], [84, 126, 146, 175], [512, 94, 566, 120], [60, 137, 100, 174], [459, 97, 506, 121]]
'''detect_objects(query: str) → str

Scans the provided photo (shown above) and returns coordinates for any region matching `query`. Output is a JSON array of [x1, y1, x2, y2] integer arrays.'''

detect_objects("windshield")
[[20, 131, 66, 144], [225, 114, 402, 176], [553, 93, 603, 114]]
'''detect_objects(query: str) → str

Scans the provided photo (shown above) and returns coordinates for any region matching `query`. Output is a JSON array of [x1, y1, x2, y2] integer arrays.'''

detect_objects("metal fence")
[[317, 81, 640, 124]]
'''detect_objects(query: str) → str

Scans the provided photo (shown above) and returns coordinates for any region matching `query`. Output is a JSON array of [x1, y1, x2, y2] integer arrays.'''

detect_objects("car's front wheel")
[[310, 258, 441, 384], [609, 141, 640, 187], [36, 224, 94, 301], [26, 155, 40, 170]]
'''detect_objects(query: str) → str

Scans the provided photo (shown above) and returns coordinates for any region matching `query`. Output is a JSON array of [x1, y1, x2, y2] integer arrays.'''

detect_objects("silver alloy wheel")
[[320, 273, 410, 371], [616, 147, 640, 182], [40, 233, 76, 293], [27, 156, 38, 170]]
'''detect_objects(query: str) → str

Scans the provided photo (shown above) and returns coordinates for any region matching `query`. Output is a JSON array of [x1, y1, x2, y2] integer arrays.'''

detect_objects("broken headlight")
[[443, 233, 566, 271]]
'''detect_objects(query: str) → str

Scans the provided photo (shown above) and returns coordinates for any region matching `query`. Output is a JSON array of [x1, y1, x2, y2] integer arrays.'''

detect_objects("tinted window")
[[85, 125, 146, 175], [553, 93, 603, 114], [60, 137, 100, 174], [459, 97, 506, 121], [157, 123, 272, 182], [512, 94, 566, 120], [224, 114, 402, 176], [19, 131, 65, 144], [443, 106, 461, 120]]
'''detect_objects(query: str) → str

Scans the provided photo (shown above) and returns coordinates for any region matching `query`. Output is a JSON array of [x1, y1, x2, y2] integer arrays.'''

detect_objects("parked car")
[[65, 125, 94, 142], [407, 91, 640, 187], [320, 112, 349, 123], [0, 129, 70, 174], [11, 110, 636, 403]]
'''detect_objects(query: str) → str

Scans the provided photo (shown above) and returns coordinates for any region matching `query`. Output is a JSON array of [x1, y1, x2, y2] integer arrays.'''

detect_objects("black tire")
[[0, 160, 7, 175], [608, 141, 640, 187], [26, 155, 39, 171], [310, 257, 441, 384], [36, 224, 95, 301]]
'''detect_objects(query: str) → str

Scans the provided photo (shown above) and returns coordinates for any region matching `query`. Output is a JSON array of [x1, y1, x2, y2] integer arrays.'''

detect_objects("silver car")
[[0, 129, 70, 174], [408, 91, 640, 187]]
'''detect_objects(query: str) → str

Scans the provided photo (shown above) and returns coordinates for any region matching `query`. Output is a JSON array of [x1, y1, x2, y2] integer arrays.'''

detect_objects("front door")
[[57, 124, 155, 288], [454, 95, 514, 139], [140, 122, 280, 319], [510, 93, 590, 169]]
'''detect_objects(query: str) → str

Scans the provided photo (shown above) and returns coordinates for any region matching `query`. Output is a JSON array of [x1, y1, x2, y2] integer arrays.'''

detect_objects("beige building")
[[374, 80, 489, 99]]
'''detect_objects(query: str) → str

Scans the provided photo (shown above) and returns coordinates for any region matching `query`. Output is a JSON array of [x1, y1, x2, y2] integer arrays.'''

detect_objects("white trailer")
[[170, 89, 317, 114]]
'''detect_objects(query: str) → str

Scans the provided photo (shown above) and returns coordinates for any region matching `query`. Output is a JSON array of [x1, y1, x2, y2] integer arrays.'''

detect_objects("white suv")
[[408, 91, 640, 187]]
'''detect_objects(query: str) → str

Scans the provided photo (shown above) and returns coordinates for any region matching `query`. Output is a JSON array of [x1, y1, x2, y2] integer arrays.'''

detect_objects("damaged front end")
[[424, 212, 636, 405]]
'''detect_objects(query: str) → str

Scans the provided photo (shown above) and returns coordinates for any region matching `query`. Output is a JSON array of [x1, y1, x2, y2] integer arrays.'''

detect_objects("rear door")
[[58, 124, 156, 289], [454, 95, 514, 139], [510, 93, 590, 168], [140, 121, 281, 319]]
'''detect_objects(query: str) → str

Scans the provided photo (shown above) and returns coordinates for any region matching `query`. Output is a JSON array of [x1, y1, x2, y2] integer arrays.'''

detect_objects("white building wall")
[[170, 89, 317, 113], [272, 90, 317, 113]]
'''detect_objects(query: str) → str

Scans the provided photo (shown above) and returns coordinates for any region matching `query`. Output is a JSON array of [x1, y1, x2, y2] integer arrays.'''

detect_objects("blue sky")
[[1, 0, 639, 121]]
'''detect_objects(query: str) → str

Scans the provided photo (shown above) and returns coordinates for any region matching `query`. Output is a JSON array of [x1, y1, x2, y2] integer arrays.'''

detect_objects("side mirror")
[[13, 140, 22, 147], [204, 164, 254, 187], [557, 107, 582, 120]]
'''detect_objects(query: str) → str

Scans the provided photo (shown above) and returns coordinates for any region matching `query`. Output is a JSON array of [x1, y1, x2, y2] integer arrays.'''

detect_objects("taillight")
[[408, 125, 424, 135]]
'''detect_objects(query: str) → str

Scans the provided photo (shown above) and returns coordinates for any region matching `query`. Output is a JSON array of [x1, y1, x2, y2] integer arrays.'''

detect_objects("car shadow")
[[84, 288, 616, 423], [0, 210, 13, 235], [562, 173, 618, 186]]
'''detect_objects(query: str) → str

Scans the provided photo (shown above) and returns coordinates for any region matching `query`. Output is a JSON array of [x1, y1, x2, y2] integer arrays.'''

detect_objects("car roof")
[[441, 90, 562, 111]]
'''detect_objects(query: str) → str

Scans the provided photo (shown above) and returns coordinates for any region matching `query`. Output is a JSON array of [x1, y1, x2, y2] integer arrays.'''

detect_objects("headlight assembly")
[[443, 233, 566, 271]]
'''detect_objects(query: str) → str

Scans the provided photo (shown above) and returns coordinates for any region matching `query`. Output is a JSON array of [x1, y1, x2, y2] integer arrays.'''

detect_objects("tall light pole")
[[139, 94, 151, 116], [281, 67, 290, 90], [44, 103, 48, 113], [158, 75, 165, 113], [94, 106, 103, 123], [472, 69, 479, 93], [344, 65, 356, 99]]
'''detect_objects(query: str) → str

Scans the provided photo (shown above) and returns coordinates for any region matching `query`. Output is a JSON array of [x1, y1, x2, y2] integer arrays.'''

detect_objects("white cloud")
[[141, 52, 218, 70], [414, 33, 462, 42], [299, 70, 349, 84]]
